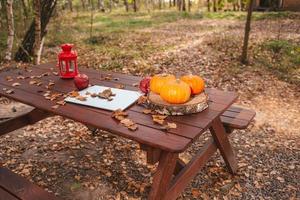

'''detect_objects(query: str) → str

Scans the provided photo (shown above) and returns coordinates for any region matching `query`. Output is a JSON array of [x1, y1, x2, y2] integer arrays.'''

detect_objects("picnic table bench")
[[0, 62, 255, 200]]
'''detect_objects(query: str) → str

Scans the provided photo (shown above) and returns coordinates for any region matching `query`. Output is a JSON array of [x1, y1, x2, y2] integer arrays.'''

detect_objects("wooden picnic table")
[[0, 62, 255, 200]]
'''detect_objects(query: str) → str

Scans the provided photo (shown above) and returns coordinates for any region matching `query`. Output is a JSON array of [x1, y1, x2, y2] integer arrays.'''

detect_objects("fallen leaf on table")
[[29, 80, 38, 85], [85, 91, 91, 95], [98, 88, 115, 101], [51, 105, 60, 109], [166, 122, 177, 129], [121, 118, 135, 126], [69, 91, 79, 97], [2, 88, 7, 91], [132, 82, 139, 87], [48, 82, 55, 86], [6, 89, 14, 94], [6, 76, 13, 82], [52, 71, 59, 76], [143, 109, 152, 114], [112, 109, 128, 121], [42, 72, 49, 77], [56, 100, 66, 106], [121, 118, 138, 131], [115, 84, 125, 89], [137, 96, 147, 105], [152, 115, 167, 125], [17, 75, 25, 80], [114, 77, 120, 81], [36, 82, 43, 86], [12, 82, 21, 87], [76, 96, 87, 101], [90, 93, 97, 98]]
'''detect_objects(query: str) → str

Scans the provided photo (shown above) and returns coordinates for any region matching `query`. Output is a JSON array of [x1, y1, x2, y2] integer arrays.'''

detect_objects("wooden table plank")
[[0, 187, 19, 200], [0, 82, 191, 153], [0, 168, 60, 200], [0, 63, 238, 152]]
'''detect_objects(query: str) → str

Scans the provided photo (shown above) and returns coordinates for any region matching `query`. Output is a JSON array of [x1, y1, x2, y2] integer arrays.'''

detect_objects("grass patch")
[[256, 39, 300, 84]]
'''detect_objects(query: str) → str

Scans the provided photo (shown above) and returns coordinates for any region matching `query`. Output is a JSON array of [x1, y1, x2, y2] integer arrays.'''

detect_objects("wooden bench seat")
[[0, 167, 61, 200], [221, 105, 256, 130]]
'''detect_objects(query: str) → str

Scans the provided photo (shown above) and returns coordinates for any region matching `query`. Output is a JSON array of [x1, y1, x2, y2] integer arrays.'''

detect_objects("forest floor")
[[0, 11, 299, 200]]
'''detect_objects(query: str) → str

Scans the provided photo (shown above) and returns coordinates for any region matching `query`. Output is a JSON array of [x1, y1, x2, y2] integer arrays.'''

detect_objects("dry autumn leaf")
[[51, 105, 60, 109], [142, 109, 152, 114], [115, 84, 125, 89], [76, 96, 87, 101], [6, 76, 13, 82], [152, 115, 167, 125], [6, 89, 14, 94], [69, 91, 79, 97], [137, 96, 147, 105], [12, 82, 21, 87], [56, 100, 66, 106], [112, 109, 128, 121]]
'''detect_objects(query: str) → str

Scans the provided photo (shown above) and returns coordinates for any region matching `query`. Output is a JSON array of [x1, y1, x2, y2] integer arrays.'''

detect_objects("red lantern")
[[57, 44, 78, 78]]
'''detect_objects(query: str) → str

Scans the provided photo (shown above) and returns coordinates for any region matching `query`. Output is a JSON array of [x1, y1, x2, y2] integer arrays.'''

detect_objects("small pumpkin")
[[181, 75, 205, 95], [160, 79, 191, 104], [150, 74, 176, 94]]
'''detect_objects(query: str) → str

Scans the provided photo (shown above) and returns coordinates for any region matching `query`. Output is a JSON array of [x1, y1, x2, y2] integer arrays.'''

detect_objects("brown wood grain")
[[165, 139, 217, 200], [209, 117, 238, 174], [148, 151, 178, 200], [0, 187, 19, 200], [0, 168, 61, 200]]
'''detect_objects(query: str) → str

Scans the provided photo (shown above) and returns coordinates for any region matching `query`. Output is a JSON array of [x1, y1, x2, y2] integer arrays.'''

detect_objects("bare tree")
[[33, 0, 41, 64], [81, 0, 86, 10], [68, 0, 73, 11], [0, 1, 2, 29], [5, 0, 14, 61], [207, 0, 210, 11], [97, 0, 105, 11], [124, 0, 129, 11], [15, 0, 57, 62], [241, 0, 254, 64], [133, 0, 137, 12]]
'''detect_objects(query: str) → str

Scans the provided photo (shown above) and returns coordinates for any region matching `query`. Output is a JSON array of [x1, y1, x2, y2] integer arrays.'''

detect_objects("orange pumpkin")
[[160, 79, 191, 104], [181, 75, 205, 95], [150, 74, 176, 94]]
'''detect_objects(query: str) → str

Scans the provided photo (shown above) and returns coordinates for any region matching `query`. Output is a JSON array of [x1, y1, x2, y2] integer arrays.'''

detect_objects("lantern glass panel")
[[69, 61, 74, 72], [61, 61, 67, 73]]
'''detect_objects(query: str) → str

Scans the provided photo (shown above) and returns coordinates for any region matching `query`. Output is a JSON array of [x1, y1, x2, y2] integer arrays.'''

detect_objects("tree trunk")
[[188, 0, 191, 11], [81, 0, 86, 10], [213, 0, 217, 11], [207, 0, 210, 11], [5, 0, 14, 61], [159, 0, 162, 9], [21, 0, 28, 18], [33, 0, 41, 65], [98, 0, 105, 11], [68, 0, 73, 11], [15, 0, 57, 62], [241, 0, 254, 64], [109, 0, 112, 12], [0, 1, 2, 29], [133, 0, 137, 12], [124, 0, 129, 11], [182, 0, 186, 11]]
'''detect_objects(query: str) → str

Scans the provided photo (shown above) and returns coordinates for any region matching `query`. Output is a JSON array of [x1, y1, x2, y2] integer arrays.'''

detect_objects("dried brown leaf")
[[12, 82, 21, 87], [115, 84, 125, 89], [76, 96, 87, 101], [69, 91, 80, 97], [137, 96, 147, 105], [6, 89, 14, 94], [143, 109, 152, 114]]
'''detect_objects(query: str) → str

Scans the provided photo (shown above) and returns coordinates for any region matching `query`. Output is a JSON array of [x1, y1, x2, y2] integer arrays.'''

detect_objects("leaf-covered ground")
[[0, 11, 299, 200]]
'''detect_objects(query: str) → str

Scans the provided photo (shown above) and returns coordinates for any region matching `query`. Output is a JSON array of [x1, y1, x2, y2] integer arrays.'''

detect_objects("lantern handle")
[[61, 44, 73, 52]]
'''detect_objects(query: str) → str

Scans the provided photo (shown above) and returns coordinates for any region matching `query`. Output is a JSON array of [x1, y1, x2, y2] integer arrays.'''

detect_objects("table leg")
[[209, 117, 238, 174], [148, 151, 178, 200]]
